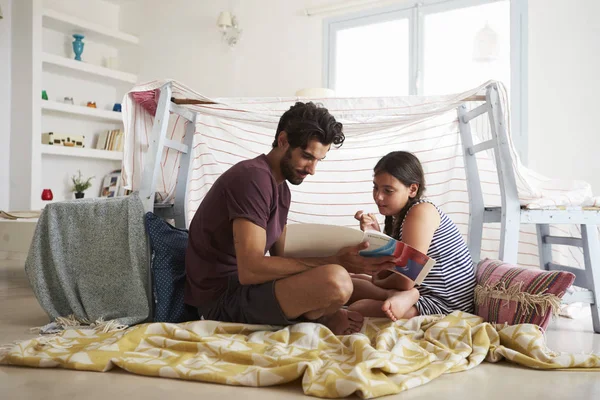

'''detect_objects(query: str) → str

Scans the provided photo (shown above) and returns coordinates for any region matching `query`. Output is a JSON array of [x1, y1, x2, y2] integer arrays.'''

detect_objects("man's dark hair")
[[272, 102, 345, 149]]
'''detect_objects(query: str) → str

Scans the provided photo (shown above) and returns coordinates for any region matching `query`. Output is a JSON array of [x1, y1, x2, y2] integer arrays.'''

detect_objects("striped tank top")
[[399, 200, 476, 315]]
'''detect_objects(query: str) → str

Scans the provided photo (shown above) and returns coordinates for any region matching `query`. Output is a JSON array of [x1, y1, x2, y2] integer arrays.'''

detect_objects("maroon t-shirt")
[[184, 154, 291, 307]]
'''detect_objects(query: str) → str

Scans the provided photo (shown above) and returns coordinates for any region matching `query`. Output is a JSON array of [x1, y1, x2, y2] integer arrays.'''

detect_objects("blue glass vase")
[[72, 34, 85, 61]]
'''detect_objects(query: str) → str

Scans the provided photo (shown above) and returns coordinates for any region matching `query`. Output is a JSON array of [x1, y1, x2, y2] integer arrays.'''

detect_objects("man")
[[185, 102, 396, 334]]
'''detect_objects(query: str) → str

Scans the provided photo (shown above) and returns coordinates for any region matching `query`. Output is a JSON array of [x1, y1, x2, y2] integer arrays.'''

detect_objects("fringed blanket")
[[2, 312, 598, 398]]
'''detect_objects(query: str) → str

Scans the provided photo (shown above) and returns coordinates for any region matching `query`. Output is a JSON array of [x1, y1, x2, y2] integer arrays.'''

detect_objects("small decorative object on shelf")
[[71, 170, 94, 199], [86, 101, 96, 108], [42, 132, 85, 147], [64, 97, 74, 105], [72, 34, 85, 61], [112, 103, 122, 112], [42, 90, 48, 100], [41, 188, 53, 201]]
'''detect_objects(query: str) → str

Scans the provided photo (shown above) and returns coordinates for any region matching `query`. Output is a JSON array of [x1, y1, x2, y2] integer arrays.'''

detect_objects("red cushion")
[[474, 258, 575, 330]]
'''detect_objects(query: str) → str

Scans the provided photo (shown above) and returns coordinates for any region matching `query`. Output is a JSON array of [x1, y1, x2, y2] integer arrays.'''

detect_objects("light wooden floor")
[[1, 259, 599, 399]]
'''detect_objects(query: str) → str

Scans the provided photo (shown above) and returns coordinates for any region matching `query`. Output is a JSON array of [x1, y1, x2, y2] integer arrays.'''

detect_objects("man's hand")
[[354, 210, 381, 232], [336, 242, 396, 275]]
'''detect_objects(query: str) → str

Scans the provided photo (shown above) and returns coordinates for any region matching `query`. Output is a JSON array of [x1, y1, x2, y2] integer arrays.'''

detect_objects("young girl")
[[347, 151, 476, 321]]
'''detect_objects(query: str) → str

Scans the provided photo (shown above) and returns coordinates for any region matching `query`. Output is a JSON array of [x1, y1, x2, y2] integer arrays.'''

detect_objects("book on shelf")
[[95, 129, 123, 151], [284, 223, 436, 285]]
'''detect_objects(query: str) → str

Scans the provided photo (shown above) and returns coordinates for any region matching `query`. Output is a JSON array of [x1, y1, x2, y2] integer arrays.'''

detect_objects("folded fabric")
[[25, 193, 151, 327]]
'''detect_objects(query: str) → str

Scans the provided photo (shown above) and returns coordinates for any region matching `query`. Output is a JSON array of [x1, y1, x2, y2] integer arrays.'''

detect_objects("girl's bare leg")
[[382, 289, 420, 321], [372, 271, 415, 291], [349, 277, 420, 320]]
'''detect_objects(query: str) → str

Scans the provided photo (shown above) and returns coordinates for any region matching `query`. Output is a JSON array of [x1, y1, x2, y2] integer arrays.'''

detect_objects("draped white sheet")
[[121, 79, 598, 269]]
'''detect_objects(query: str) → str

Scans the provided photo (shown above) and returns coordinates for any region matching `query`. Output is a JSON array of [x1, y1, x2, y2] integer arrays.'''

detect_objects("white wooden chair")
[[138, 83, 197, 229], [458, 82, 600, 333]]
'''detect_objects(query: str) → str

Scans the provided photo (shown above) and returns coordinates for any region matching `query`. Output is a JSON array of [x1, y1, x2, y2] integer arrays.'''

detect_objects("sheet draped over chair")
[[121, 80, 598, 268]]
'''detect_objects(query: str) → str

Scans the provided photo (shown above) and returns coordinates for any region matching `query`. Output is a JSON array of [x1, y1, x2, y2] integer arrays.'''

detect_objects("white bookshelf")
[[41, 145, 123, 161], [42, 8, 139, 47], [42, 52, 138, 84], [42, 101, 124, 122], [10, 0, 138, 209]]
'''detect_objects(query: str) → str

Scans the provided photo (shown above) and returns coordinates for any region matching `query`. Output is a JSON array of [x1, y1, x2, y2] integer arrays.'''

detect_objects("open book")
[[284, 223, 436, 285]]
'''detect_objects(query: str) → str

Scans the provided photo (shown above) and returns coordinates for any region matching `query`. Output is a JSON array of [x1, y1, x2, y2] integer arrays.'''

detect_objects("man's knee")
[[319, 264, 353, 305]]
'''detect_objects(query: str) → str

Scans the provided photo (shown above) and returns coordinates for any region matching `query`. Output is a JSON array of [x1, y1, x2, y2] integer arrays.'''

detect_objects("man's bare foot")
[[318, 309, 364, 335], [381, 289, 420, 322]]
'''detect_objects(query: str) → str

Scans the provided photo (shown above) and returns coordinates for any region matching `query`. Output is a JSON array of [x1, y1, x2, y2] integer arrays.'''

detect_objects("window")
[[422, 1, 510, 95], [324, 0, 528, 160], [335, 18, 410, 97]]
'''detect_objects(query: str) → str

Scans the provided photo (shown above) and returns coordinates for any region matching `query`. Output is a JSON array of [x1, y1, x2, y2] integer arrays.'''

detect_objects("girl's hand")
[[336, 242, 395, 275], [354, 210, 381, 232]]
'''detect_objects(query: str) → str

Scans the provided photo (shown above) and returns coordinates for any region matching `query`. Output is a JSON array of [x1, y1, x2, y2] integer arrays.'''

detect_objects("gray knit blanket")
[[25, 193, 151, 327]]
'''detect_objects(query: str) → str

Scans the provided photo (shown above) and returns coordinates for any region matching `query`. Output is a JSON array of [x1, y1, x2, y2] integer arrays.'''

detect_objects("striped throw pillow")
[[474, 258, 575, 330]]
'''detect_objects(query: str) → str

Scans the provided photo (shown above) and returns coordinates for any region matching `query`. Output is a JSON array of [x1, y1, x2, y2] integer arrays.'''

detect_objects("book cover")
[[358, 230, 435, 285], [284, 223, 435, 285], [100, 170, 122, 198]]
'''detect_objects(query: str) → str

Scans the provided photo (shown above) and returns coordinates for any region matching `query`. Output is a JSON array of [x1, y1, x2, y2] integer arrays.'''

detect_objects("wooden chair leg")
[[499, 212, 520, 264], [581, 224, 600, 334], [536, 224, 552, 271]]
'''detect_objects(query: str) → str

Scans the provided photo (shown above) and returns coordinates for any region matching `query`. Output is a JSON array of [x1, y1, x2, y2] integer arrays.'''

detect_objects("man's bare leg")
[[350, 273, 372, 282], [274, 264, 364, 335]]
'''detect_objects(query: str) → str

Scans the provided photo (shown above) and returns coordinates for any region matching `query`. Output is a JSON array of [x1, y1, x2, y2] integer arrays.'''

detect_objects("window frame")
[[323, 0, 528, 163]]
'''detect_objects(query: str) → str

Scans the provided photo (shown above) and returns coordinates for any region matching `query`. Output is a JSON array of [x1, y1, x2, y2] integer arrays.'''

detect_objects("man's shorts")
[[197, 274, 303, 326]]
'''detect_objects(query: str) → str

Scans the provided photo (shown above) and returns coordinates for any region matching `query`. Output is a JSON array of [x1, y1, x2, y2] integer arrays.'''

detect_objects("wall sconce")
[[0, 4, 4, 19], [217, 11, 242, 48]]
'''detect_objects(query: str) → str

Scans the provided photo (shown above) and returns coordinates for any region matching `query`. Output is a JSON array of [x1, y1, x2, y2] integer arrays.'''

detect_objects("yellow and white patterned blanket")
[[1, 311, 598, 398]]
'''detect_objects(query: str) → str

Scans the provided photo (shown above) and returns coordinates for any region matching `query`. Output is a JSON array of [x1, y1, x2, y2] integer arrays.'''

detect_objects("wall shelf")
[[42, 52, 138, 84], [10, 1, 134, 209], [42, 8, 140, 46], [41, 145, 123, 161], [42, 101, 124, 122]]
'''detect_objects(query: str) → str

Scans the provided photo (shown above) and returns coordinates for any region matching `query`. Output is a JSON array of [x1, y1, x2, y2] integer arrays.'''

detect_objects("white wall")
[[120, 0, 331, 97], [528, 0, 600, 193], [119, 0, 600, 196], [0, 0, 12, 210]]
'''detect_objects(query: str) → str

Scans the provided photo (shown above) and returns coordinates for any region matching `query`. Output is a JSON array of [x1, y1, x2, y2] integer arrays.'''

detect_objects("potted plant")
[[71, 170, 94, 199]]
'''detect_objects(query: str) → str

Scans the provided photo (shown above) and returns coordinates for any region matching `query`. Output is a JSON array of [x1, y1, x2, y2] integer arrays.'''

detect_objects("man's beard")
[[280, 148, 304, 185]]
